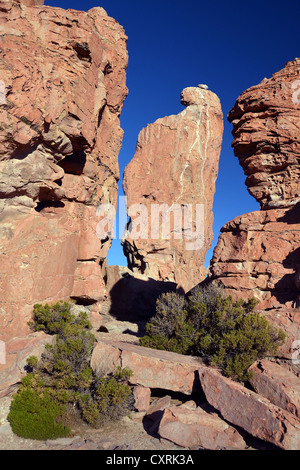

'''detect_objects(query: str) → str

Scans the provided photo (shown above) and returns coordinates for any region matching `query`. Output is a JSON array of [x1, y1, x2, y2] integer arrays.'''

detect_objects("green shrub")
[[139, 285, 286, 382], [8, 383, 70, 440], [28, 301, 92, 338], [9, 300, 133, 440], [139, 292, 196, 355]]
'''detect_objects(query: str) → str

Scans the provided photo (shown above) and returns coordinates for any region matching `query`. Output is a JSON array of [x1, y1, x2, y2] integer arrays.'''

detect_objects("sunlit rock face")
[[0, 0, 128, 394], [122, 85, 223, 292], [205, 60, 300, 350], [228, 58, 300, 210]]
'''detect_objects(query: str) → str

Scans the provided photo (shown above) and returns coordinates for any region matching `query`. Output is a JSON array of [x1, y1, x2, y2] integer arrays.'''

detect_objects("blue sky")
[[45, 0, 300, 268]]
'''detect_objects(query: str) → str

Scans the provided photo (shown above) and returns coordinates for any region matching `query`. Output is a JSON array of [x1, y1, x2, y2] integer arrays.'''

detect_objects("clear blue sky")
[[45, 0, 300, 268]]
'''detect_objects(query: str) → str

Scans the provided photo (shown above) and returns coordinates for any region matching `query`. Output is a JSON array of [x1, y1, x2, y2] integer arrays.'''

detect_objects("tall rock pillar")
[[122, 85, 223, 292]]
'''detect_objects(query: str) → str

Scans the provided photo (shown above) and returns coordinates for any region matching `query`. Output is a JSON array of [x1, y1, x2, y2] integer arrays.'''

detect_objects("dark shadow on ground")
[[108, 274, 185, 335]]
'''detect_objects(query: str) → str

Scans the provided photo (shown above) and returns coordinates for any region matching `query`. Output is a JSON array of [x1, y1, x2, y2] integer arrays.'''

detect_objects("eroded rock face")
[[208, 206, 300, 309], [0, 1, 127, 394], [228, 58, 300, 209], [122, 85, 223, 292], [206, 59, 300, 340]]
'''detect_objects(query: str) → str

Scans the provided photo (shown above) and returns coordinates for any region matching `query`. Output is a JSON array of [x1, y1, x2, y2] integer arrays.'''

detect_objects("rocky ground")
[[0, 328, 189, 452], [0, 394, 190, 451], [0, 328, 280, 452]]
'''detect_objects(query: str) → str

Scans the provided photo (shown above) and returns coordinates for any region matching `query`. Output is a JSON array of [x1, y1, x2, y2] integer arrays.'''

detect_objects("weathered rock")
[[133, 386, 151, 412], [249, 360, 300, 419], [208, 206, 300, 310], [0, 332, 55, 397], [0, 1, 128, 395], [146, 396, 172, 420], [122, 85, 223, 292], [144, 395, 173, 435], [206, 60, 300, 344], [228, 58, 300, 209], [199, 366, 300, 450], [263, 307, 300, 358], [158, 401, 247, 450], [91, 336, 205, 394]]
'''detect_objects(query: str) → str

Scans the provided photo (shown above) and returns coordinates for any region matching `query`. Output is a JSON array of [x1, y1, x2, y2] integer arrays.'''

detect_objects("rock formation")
[[122, 85, 223, 292], [0, 0, 128, 394], [207, 60, 300, 315], [228, 58, 300, 210], [91, 335, 300, 450]]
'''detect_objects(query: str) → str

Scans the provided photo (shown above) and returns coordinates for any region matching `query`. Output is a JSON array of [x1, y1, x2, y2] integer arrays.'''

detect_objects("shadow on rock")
[[104, 265, 184, 336], [274, 246, 300, 306]]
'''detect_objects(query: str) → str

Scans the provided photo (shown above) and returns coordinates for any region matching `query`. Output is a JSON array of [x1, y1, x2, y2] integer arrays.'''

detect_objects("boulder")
[[199, 366, 300, 450], [144, 395, 172, 434], [208, 207, 300, 310], [0, 332, 55, 397], [249, 359, 300, 419], [133, 386, 151, 412], [91, 336, 206, 394], [158, 401, 246, 450]]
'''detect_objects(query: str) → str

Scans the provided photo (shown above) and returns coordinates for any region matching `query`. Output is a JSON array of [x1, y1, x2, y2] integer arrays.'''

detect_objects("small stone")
[[133, 385, 151, 412]]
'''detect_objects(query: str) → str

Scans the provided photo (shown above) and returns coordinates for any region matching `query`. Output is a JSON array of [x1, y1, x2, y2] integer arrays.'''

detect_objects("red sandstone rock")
[[158, 401, 246, 450], [145, 395, 172, 419], [249, 360, 300, 419], [199, 366, 300, 450], [208, 207, 300, 310], [206, 60, 300, 342], [228, 58, 300, 209], [263, 307, 300, 358], [91, 336, 206, 394], [133, 385, 151, 412], [0, 331, 55, 397], [0, 1, 128, 395], [122, 85, 223, 292], [144, 395, 173, 435]]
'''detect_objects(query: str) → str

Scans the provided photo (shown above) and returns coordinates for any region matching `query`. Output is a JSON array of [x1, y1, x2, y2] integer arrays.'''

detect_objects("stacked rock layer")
[[0, 0, 128, 393]]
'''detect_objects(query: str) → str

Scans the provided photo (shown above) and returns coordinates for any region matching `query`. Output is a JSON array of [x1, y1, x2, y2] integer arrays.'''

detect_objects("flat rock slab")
[[249, 359, 300, 419], [91, 337, 206, 394], [199, 367, 300, 450]]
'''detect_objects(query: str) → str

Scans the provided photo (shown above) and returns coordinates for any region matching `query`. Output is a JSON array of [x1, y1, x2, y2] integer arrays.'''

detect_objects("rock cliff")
[[0, 0, 128, 394], [206, 59, 300, 354], [122, 85, 223, 292]]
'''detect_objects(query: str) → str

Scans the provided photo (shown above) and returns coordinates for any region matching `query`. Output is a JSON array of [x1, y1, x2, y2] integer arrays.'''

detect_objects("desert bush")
[[79, 367, 134, 425], [8, 301, 133, 440], [140, 285, 286, 382], [8, 377, 70, 440], [140, 292, 196, 354], [28, 301, 92, 339]]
